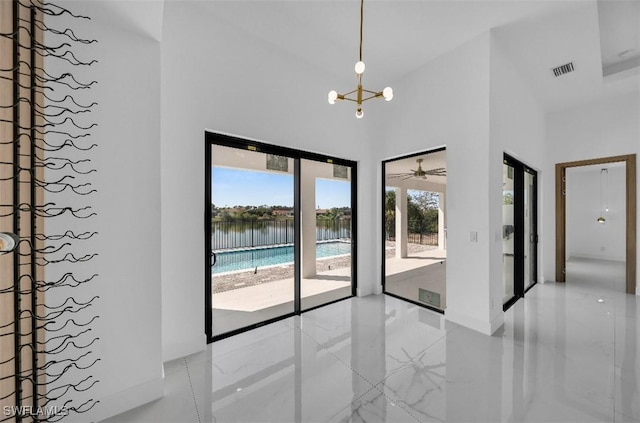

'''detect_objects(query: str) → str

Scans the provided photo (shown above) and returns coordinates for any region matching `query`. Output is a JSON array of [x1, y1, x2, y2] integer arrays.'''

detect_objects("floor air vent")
[[552, 62, 575, 77]]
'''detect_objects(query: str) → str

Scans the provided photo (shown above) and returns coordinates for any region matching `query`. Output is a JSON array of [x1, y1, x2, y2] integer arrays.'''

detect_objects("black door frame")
[[503, 154, 538, 311], [205, 131, 358, 342], [381, 147, 446, 314]]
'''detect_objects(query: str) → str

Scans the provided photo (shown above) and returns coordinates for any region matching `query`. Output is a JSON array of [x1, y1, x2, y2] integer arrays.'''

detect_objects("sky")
[[212, 167, 351, 208]]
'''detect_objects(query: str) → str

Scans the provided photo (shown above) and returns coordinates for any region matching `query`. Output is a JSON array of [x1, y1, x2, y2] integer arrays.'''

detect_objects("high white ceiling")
[[598, 0, 640, 77], [63, 0, 639, 112]]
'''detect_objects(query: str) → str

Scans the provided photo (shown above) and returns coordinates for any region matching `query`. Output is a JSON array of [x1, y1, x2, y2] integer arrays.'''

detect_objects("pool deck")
[[213, 267, 351, 312], [212, 266, 351, 336]]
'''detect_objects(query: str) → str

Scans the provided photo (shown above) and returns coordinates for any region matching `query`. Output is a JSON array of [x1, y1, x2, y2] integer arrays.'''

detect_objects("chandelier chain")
[[359, 0, 364, 62]]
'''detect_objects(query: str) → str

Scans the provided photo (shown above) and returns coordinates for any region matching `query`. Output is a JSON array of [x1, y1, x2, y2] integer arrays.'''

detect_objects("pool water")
[[212, 241, 351, 274]]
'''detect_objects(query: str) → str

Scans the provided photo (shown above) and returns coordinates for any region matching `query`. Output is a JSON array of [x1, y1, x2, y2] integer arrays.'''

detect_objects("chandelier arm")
[[341, 98, 359, 103], [343, 88, 359, 96], [361, 93, 383, 102]]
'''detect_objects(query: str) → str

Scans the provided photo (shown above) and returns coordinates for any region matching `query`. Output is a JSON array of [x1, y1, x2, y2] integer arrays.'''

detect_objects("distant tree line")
[[317, 207, 351, 221], [385, 190, 439, 233], [211, 204, 290, 222], [211, 204, 351, 222]]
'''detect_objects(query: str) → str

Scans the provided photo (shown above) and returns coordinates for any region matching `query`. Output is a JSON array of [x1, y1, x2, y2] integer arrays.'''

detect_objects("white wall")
[[488, 33, 546, 324], [374, 30, 547, 334], [160, 2, 378, 361], [373, 33, 494, 333], [566, 165, 626, 261], [45, 7, 163, 422], [543, 92, 640, 285]]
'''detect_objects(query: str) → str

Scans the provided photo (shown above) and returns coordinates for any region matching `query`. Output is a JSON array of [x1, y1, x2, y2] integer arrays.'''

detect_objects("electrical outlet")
[[470, 231, 478, 242]]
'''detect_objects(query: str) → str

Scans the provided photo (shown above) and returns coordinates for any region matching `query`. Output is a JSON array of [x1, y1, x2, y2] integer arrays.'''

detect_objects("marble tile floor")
[[105, 259, 639, 422]]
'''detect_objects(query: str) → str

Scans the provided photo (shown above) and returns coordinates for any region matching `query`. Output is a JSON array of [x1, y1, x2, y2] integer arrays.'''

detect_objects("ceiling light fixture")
[[597, 168, 608, 224], [328, 0, 392, 118]]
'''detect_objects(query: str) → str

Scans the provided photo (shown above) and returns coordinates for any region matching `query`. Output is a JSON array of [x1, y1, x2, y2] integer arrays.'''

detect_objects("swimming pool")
[[212, 241, 351, 274]]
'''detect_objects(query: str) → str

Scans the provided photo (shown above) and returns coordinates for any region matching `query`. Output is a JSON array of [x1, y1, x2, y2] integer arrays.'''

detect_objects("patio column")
[[438, 191, 446, 250], [301, 170, 316, 278], [395, 187, 408, 258]]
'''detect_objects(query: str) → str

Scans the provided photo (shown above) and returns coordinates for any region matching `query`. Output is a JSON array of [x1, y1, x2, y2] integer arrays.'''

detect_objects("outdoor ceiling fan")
[[386, 158, 446, 181]]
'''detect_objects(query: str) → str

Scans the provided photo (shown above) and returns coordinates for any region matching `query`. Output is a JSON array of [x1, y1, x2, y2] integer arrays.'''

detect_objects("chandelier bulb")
[[383, 86, 393, 101], [328, 90, 338, 105], [355, 108, 364, 119], [355, 61, 366, 75]]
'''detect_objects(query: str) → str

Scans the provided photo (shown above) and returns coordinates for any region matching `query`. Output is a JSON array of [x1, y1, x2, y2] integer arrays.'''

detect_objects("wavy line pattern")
[[0, 0, 99, 420]]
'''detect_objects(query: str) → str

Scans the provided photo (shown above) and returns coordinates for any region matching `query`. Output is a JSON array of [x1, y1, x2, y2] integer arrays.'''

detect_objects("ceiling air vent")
[[552, 62, 575, 77]]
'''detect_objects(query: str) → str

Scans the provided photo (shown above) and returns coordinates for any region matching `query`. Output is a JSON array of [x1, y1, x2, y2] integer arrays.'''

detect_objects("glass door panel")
[[503, 154, 538, 310], [210, 144, 295, 337], [300, 159, 353, 311], [524, 170, 537, 290], [383, 149, 447, 312], [503, 161, 515, 305]]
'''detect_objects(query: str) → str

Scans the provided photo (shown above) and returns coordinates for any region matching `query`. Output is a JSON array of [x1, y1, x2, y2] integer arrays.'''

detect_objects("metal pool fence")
[[385, 218, 438, 246], [211, 219, 351, 250]]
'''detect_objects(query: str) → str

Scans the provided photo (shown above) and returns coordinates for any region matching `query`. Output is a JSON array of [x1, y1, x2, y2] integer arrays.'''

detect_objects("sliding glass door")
[[209, 143, 296, 338], [503, 154, 538, 310], [205, 133, 356, 341], [300, 159, 353, 311], [524, 169, 537, 291], [503, 160, 515, 305]]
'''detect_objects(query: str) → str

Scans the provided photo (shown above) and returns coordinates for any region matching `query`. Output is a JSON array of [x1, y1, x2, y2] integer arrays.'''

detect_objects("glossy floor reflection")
[[105, 261, 639, 422]]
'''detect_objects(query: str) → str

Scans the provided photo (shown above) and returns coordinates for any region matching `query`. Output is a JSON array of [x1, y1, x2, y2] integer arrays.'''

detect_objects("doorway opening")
[[556, 154, 636, 295], [382, 148, 447, 313]]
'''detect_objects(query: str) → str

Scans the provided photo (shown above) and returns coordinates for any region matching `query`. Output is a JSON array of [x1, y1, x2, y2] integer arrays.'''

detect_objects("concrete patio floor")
[[385, 247, 447, 309], [212, 266, 351, 336], [212, 244, 447, 336]]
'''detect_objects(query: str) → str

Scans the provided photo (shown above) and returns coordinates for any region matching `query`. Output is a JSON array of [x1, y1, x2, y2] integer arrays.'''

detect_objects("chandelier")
[[327, 0, 393, 118]]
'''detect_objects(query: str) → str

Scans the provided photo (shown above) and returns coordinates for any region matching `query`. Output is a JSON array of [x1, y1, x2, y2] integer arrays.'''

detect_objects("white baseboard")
[[445, 308, 502, 336], [163, 334, 207, 363], [94, 376, 164, 422]]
